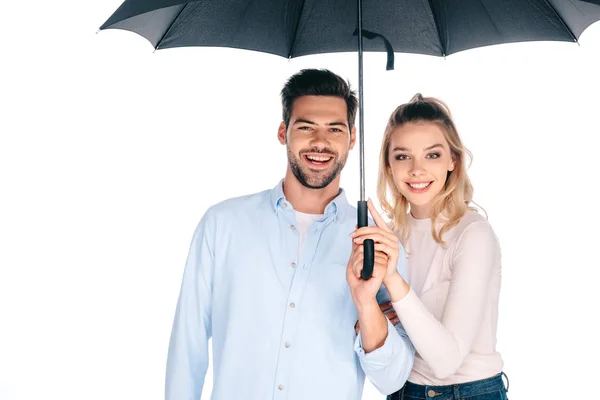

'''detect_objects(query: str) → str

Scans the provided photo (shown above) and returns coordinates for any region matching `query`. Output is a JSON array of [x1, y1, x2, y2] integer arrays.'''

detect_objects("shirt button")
[[289, 302, 295, 308], [290, 224, 296, 232], [278, 384, 284, 390], [284, 342, 291, 348], [282, 202, 287, 208], [290, 262, 296, 268]]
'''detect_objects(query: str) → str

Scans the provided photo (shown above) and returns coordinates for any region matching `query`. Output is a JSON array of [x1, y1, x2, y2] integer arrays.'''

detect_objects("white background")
[[1, 1, 600, 399]]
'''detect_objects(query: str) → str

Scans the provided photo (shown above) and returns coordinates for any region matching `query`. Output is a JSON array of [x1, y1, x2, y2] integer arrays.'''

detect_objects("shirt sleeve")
[[391, 221, 500, 380], [165, 210, 215, 400], [353, 241, 415, 395]]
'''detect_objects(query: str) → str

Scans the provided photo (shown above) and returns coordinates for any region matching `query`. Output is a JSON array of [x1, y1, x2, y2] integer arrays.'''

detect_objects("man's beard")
[[287, 147, 347, 189]]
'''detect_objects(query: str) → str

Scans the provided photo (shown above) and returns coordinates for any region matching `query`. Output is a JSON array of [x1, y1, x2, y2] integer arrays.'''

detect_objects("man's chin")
[[289, 159, 342, 190], [303, 182, 329, 189], [301, 174, 337, 189]]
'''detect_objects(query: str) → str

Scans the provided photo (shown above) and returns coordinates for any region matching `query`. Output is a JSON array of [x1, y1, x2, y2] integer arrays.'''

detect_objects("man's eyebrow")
[[292, 119, 348, 128], [293, 119, 316, 125]]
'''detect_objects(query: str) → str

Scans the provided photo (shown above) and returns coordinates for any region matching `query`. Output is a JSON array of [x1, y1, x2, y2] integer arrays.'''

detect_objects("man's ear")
[[349, 126, 357, 150], [277, 122, 287, 145]]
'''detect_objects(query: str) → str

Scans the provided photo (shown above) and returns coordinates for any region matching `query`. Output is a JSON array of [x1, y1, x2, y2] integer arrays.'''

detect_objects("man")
[[165, 69, 414, 400]]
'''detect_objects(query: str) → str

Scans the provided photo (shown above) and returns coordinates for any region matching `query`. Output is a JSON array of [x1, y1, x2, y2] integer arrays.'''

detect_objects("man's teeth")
[[306, 155, 332, 162], [409, 182, 431, 189]]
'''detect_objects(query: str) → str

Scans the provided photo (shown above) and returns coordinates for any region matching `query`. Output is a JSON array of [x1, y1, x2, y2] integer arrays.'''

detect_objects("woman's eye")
[[395, 154, 409, 161], [426, 153, 440, 159]]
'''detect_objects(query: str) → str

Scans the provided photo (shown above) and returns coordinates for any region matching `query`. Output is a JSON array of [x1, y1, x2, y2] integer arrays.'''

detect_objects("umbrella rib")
[[426, 0, 447, 56], [287, 0, 308, 58], [542, 0, 578, 43], [155, 3, 189, 50]]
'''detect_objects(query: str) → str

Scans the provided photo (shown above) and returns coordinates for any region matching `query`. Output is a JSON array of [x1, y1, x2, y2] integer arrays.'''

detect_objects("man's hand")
[[349, 199, 401, 283], [346, 241, 388, 303], [354, 302, 399, 334], [346, 227, 398, 353]]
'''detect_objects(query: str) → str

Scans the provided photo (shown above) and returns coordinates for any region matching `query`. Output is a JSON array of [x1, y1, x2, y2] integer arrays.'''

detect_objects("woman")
[[350, 94, 508, 399]]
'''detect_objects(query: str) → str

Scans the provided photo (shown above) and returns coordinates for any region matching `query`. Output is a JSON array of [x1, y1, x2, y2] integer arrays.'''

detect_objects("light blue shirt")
[[165, 180, 415, 400]]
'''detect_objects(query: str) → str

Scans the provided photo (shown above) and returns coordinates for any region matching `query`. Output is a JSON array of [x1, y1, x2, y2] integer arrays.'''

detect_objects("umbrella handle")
[[357, 201, 374, 279]]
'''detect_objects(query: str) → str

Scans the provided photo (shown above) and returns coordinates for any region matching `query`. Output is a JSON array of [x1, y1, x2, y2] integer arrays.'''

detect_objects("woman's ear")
[[448, 157, 456, 172]]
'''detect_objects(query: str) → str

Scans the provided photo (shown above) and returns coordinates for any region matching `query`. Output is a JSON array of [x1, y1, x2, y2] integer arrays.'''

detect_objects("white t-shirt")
[[294, 211, 323, 259]]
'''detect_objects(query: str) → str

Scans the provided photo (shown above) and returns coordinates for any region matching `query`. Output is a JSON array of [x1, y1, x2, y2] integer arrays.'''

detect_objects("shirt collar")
[[269, 179, 349, 220]]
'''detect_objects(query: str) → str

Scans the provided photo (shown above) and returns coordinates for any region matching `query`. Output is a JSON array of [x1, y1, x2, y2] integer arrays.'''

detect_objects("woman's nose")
[[409, 160, 425, 176]]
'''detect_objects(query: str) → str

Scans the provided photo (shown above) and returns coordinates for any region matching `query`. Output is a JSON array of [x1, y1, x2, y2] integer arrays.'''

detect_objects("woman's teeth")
[[408, 182, 431, 189]]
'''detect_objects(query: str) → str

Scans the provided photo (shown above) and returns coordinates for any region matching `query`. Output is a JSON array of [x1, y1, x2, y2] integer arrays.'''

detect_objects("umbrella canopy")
[[99, 0, 600, 278], [100, 0, 600, 57]]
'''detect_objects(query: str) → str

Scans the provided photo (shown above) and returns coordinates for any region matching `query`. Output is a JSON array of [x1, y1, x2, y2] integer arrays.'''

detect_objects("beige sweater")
[[392, 211, 504, 385]]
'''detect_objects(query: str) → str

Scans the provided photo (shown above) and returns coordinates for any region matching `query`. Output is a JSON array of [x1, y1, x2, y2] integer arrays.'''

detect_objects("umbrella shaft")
[[357, 0, 365, 201]]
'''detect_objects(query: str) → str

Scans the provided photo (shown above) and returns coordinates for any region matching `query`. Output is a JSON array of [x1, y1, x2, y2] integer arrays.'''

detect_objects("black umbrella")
[[99, 0, 600, 279]]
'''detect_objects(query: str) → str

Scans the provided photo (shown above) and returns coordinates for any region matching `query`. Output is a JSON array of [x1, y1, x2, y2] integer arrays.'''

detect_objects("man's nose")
[[310, 128, 329, 145]]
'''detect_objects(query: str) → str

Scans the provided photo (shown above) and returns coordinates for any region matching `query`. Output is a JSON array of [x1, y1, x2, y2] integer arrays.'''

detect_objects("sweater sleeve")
[[391, 221, 500, 380]]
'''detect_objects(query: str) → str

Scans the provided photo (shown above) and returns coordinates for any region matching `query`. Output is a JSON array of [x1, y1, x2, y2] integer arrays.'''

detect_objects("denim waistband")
[[395, 373, 507, 399]]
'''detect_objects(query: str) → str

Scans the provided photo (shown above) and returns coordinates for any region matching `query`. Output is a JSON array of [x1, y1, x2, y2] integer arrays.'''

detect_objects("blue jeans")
[[388, 372, 509, 400]]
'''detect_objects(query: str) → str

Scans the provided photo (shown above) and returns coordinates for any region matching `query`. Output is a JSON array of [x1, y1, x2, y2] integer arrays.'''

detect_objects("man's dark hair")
[[280, 69, 358, 131]]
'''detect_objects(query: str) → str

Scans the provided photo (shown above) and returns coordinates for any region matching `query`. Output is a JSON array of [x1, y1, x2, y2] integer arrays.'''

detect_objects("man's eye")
[[330, 128, 342, 133], [298, 126, 311, 131]]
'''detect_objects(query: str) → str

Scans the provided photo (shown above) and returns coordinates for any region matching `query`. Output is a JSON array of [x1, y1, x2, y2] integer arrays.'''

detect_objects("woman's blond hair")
[[377, 93, 481, 245]]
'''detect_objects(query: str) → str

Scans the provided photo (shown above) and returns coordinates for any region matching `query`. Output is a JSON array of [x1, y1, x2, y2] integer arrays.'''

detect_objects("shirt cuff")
[[353, 318, 399, 367]]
